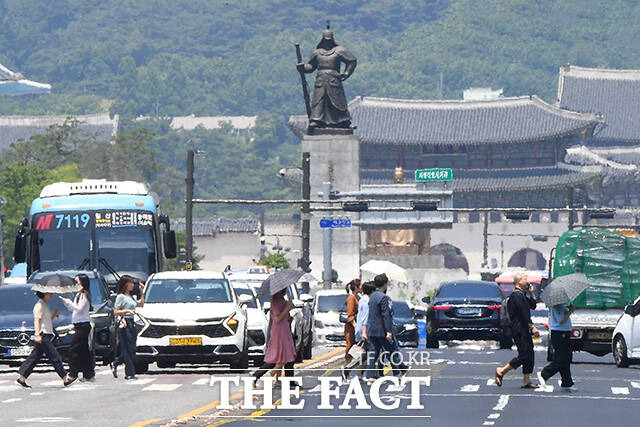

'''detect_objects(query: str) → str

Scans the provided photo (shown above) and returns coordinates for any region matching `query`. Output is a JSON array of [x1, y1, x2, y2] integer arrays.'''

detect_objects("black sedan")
[[423, 280, 509, 349], [0, 283, 75, 365], [392, 300, 418, 347]]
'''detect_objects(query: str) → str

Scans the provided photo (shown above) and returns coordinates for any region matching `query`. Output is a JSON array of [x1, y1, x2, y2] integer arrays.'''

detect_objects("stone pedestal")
[[302, 133, 360, 283]]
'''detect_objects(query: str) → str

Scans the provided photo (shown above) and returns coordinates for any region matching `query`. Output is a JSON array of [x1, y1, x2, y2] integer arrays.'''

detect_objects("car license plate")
[[9, 347, 33, 356], [169, 337, 202, 346], [457, 307, 481, 316], [588, 331, 611, 341]]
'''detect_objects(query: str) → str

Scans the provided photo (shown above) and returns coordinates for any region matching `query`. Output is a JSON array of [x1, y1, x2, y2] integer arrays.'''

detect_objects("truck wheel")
[[613, 335, 630, 368]]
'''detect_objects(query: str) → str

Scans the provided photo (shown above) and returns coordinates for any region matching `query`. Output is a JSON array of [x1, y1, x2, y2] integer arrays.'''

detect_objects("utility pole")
[[185, 150, 194, 267], [482, 212, 489, 267], [300, 152, 311, 273], [322, 181, 333, 288], [0, 197, 5, 286], [568, 186, 574, 230]]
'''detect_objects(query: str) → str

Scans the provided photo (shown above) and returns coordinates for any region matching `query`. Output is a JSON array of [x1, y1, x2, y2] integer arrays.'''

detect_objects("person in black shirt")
[[495, 274, 539, 388]]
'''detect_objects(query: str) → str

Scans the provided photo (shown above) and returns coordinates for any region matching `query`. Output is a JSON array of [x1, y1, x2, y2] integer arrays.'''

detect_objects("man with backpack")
[[495, 274, 539, 388]]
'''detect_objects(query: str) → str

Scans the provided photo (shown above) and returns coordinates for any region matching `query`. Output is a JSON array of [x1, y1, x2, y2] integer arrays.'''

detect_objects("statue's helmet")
[[317, 27, 337, 49]]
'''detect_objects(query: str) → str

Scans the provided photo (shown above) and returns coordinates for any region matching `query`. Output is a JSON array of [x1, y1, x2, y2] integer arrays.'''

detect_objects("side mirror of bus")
[[14, 235, 27, 263], [163, 230, 177, 259]]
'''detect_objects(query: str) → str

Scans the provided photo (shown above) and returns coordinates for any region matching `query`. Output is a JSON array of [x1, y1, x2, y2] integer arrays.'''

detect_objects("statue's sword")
[[295, 43, 312, 120]]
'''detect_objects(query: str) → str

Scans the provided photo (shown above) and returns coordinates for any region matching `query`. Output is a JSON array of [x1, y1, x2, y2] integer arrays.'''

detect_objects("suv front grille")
[[140, 323, 231, 339], [0, 329, 35, 349]]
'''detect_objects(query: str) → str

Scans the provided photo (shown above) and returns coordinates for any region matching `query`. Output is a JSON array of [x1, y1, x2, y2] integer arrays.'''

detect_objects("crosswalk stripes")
[[460, 384, 480, 392], [142, 383, 182, 392], [611, 387, 629, 395], [631, 381, 640, 389], [192, 378, 210, 385], [2, 398, 22, 403], [126, 378, 155, 386]]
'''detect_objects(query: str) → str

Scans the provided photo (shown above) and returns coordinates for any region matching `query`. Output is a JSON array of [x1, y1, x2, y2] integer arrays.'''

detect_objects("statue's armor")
[[305, 42, 357, 128]]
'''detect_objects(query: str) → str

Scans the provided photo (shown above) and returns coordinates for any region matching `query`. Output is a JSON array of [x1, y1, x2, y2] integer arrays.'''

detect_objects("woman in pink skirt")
[[264, 289, 297, 384]]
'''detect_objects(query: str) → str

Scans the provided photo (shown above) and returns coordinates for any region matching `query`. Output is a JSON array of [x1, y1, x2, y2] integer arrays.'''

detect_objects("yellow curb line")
[[127, 418, 164, 427], [295, 347, 344, 368], [179, 392, 244, 419]]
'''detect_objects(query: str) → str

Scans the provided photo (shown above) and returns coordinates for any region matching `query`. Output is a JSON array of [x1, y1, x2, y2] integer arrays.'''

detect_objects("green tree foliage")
[[165, 231, 203, 271], [259, 252, 291, 270], [0, 163, 80, 268]]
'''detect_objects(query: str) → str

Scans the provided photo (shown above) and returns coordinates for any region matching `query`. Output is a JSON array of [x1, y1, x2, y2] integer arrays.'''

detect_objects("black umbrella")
[[31, 274, 81, 294], [257, 269, 305, 297]]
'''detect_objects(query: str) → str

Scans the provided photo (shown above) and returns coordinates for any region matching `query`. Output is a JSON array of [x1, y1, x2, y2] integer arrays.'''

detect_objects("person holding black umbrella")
[[16, 291, 76, 388]]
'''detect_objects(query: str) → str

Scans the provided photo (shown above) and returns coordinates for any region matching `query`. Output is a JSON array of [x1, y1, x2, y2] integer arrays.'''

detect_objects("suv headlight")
[[56, 324, 75, 337], [224, 313, 240, 334]]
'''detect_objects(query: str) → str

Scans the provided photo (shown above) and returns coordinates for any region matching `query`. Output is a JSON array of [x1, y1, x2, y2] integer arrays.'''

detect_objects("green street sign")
[[415, 168, 453, 182]]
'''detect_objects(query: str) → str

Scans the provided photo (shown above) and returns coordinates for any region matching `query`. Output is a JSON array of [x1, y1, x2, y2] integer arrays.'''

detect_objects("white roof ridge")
[[559, 64, 640, 80]]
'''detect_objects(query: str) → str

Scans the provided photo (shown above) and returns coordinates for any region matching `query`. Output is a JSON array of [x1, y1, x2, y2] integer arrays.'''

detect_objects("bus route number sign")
[[415, 168, 453, 182]]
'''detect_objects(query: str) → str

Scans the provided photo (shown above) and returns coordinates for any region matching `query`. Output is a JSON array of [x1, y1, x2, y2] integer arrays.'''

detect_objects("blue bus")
[[14, 180, 177, 286]]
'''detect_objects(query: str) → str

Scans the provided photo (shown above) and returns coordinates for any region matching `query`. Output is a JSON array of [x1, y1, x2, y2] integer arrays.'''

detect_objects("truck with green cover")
[[552, 228, 640, 357]]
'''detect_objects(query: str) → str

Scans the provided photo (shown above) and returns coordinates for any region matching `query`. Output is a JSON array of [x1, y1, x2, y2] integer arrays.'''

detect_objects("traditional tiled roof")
[[361, 164, 604, 192], [170, 115, 257, 131], [565, 145, 638, 174], [288, 95, 600, 145], [557, 65, 640, 143], [0, 113, 119, 153], [173, 217, 259, 235]]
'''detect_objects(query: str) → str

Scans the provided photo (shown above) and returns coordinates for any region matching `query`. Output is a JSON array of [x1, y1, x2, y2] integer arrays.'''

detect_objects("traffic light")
[[343, 201, 368, 212], [297, 258, 312, 273], [587, 209, 615, 219], [505, 210, 531, 220], [412, 201, 438, 211], [178, 246, 187, 266]]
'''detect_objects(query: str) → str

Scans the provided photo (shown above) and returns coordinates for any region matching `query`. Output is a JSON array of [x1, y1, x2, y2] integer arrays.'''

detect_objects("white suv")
[[313, 289, 348, 346], [612, 296, 640, 367], [230, 280, 269, 364], [135, 271, 251, 371]]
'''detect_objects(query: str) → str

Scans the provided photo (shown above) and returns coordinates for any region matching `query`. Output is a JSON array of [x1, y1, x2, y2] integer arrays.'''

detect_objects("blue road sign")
[[319, 218, 352, 228]]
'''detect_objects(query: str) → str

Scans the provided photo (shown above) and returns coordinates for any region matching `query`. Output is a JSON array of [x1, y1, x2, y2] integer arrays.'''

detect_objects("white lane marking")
[[96, 369, 112, 376], [142, 383, 182, 391], [16, 417, 73, 423], [387, 383, 406, 392], [64, 384, 97, 391], [41, 381, 62, 387], [612, 387, 630, 395], [631, 381, 640, 389], [307, 384, 322, 393], [2, 398, 22, 403], [30, 392, 44, 396], [483, 422, 495, 426], [486, 379, 496, 386], [0, 380, 8, 385], [0, 385, 19, 392], [488, 413, 501, 419], [536, 385, 554, 393], [192, 378, 210, 385], [460, 384, 479, 392], [493, 395, 509, 411], [127, 378, 155, 385]]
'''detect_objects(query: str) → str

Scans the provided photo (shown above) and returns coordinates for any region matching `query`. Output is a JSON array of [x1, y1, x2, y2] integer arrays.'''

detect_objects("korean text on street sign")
[[319, 218, 352, 228], [415, 168, 453, 182]]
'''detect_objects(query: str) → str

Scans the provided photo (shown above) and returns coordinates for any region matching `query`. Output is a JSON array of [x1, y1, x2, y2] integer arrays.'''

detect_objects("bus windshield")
[[31, 210, 158, 282], [36, 228, 91, 271], [96, 227, 157, 282]]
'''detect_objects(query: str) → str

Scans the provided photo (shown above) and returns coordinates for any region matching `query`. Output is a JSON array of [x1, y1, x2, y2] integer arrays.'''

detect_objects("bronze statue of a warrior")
[[296, 26, 357, 129]]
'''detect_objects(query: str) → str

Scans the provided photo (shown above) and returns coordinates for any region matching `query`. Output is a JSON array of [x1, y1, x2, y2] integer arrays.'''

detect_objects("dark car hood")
[[393, 316, 416, 325], [0, 311, 73, 330], [432, 297, 502, 306]]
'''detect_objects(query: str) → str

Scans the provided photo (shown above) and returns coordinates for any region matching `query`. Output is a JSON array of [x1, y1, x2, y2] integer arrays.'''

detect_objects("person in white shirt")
[[16, 292, 76, 388], [60, 274, 95, 381]]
